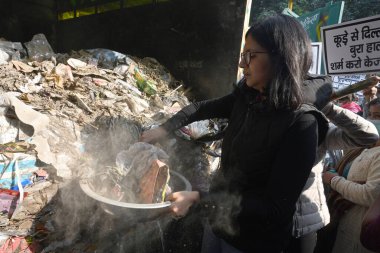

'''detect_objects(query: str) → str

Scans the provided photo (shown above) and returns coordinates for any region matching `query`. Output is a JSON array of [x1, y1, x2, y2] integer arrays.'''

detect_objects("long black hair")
[[246, 14, 312, 110]]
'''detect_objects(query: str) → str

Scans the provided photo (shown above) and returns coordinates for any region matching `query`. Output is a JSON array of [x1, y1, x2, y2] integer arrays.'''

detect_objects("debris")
[[28, 73, 42, 86], [10, 178, 32, 191], [54, 154, 73, 179], [0, 154, 38, 190], [45, 63, 74, 89], [134, 70, 157, 96], [0, 236, 40, 253], [115, 78, 142, 96], [18, 73, 43, 94], [123, 93, 149, 114], [0, 214, 9, 227], [18, 219, 33, 231], [32, 169, 49, 182], [0, 93, 49, 137], [0, 34, 222, 253], [101, 89, 117, 99], [0, 189, 28, 219], [29, 136, 55, 165], [11, 182, 58, 221], [92, 78, 108, 87], [69, 93, 94, 114], [86, 48, 137, 69], [54, 63, 74, 82], [0, 50, 9, 65], [0, 93, 54, 167], [67, 58, 87, 69], [24, 34, 54, 62], [175, 120, 218, 140], [11, 61, 36, 73], [0, 41, 26, 61], [113, 64, 130, 76]]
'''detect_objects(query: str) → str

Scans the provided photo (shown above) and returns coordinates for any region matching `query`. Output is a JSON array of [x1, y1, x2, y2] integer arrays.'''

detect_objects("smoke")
[[204, 190, 242, 238], [38, 178, 175, 252], [36, 115, 228, 252], [81, 116, 142, 169], [32, 116, 171, 252]]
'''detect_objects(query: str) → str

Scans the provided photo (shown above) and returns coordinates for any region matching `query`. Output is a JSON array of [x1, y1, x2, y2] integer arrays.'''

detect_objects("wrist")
[[160, 121, 175, 133], [329, 175, 339, 185], [321, 102, 334, 116], [190, 191, 200, 203], [158, 126, 168, 136], [365, 95, 377, 102]]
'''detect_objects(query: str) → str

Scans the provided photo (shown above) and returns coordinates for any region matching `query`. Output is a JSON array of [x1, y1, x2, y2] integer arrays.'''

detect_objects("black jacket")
[[162, 77, 330, 252]]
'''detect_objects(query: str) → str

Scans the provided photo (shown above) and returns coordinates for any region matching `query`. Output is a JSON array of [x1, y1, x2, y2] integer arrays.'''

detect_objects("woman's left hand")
[[322, 171, 339, 185], [167, 191, 200, 218]]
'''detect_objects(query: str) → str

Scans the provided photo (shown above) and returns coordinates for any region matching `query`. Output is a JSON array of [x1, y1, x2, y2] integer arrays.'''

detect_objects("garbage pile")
[[0, 35, 188, 128], [0, 34, 222, 252]]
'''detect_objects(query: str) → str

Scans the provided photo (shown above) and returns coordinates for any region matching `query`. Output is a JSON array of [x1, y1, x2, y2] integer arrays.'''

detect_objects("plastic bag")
[[0, 50, 9, 65], [134, 70, 157, 96], [0, 41, 25, 61], [86, 49, 137, 69], [114, 142, 171, 203], [116, 142, 169, 177], [176, 120, 217, 140]]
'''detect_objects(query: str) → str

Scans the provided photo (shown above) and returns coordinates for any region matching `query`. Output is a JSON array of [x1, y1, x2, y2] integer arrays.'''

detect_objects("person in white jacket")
[[285, 98, 379, 253], [322, 97, 380, 253]]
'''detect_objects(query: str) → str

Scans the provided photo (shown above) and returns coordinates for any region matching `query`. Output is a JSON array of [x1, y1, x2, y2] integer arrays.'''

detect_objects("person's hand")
[[363, 86, 377, 97], [368, 75, 380, 85], [302, 75, 333, 110], [363, 85, 378, 103], [321, 102, 334, 115], [140, 126, 168, 143], [167, 191, 200, 218], [362, 75, 379, 102], [322, 170, 339, 185]]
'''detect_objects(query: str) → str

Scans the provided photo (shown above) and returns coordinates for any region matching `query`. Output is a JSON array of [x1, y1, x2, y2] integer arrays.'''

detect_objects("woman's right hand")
[[140, 126, 168, 143], [167, 191, 200, 218]]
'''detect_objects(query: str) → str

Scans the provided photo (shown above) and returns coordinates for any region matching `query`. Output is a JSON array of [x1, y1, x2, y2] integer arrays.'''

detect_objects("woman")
[[287, 94, 379, 253], [338, 94, 363, 115], [361, 77, 377, 118], [141, 15, 329, 252], [361, 194, 380, 252], [322, 98, 380, 253]]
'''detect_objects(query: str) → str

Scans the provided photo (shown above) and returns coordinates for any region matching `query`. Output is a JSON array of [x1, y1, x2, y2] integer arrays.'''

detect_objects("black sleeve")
[[238, 113, 319, 225], [161, 90, 237, 132]]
